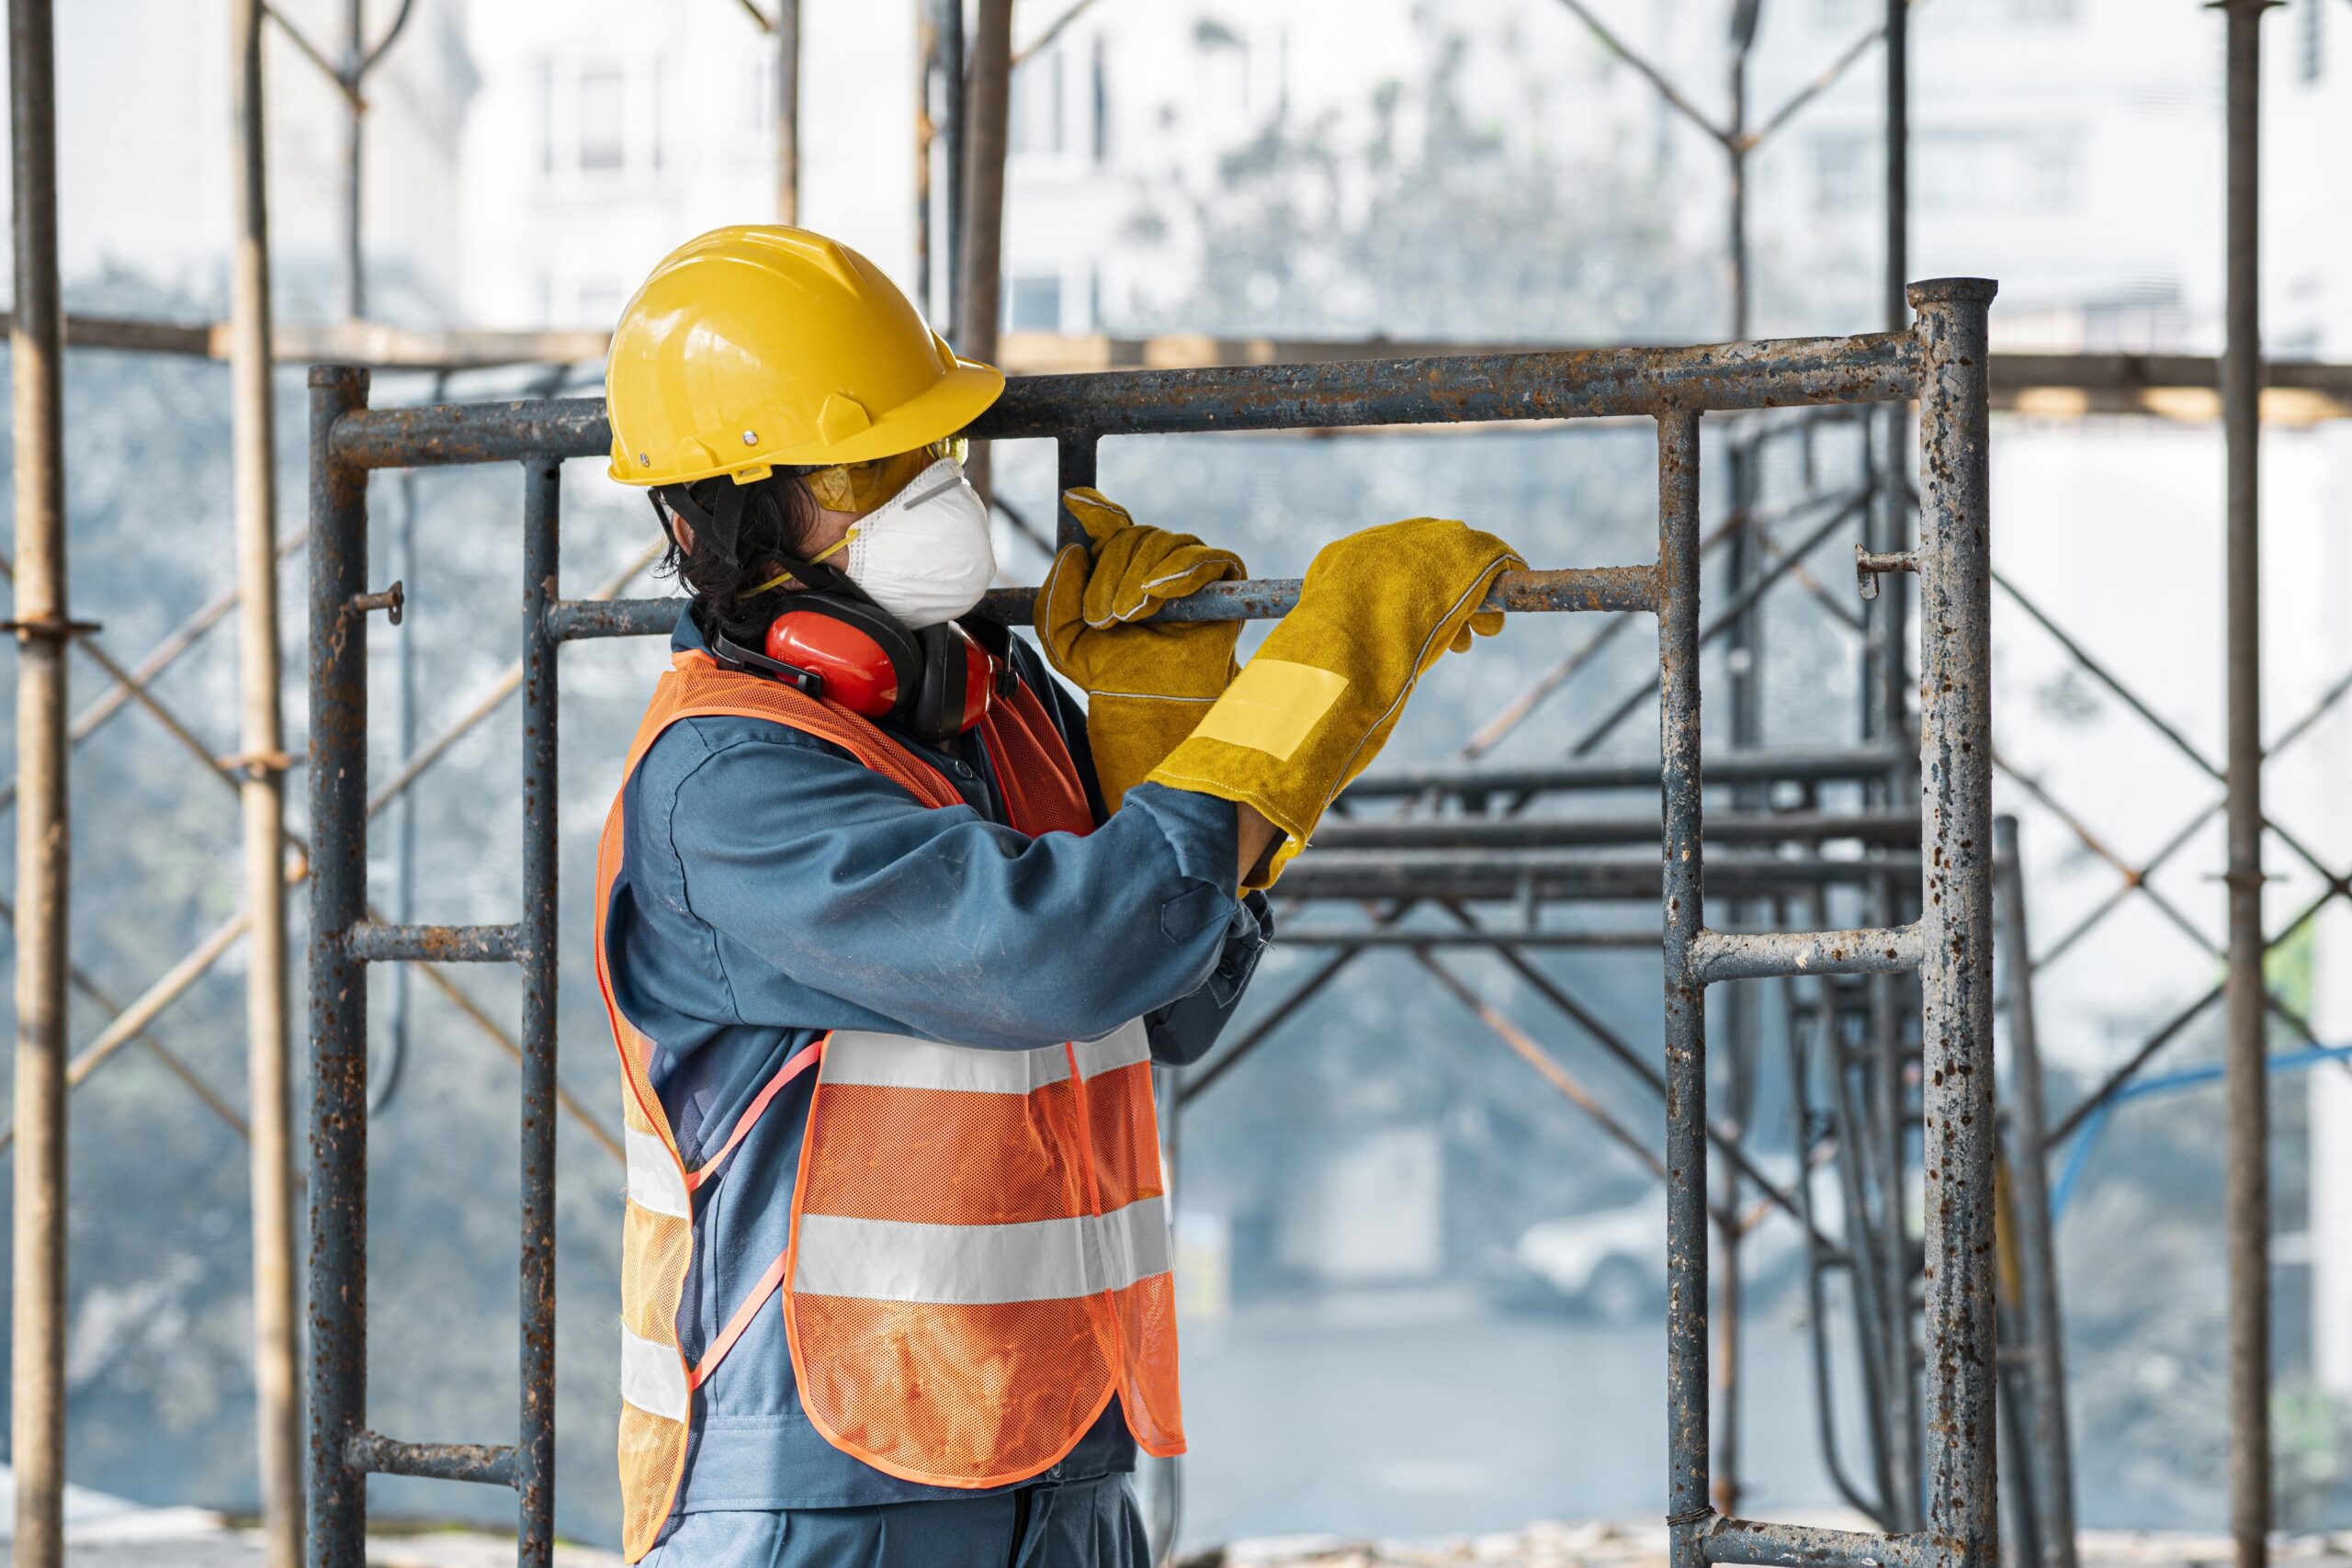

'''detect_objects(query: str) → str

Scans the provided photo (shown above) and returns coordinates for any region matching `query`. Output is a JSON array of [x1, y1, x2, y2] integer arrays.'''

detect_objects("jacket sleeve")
[[1143, 891, 1273, 1066], [661, 723, 1262, 1052]]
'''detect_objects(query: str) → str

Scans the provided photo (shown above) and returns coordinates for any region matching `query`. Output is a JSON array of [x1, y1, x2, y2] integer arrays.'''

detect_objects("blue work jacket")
[[602, 608, 1271, 1517]]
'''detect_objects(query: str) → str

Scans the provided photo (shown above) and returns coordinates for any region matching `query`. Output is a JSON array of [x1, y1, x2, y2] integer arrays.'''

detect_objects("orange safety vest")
[[594, 649, 1185, 1562]]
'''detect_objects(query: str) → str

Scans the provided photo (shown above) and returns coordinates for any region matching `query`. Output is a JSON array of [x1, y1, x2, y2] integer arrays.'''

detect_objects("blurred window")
[[1011, 47, 1068, 158], [2302, 0, 2325, 84], [539, 55, 651, 185], [538, 59, 555, 175], [579, 63, 626, 173], [577, 281, 627, 329], [2029, 134, 2075, 209], [1937, 0, 2076, 18], [749, 54, 775, 134], [1813, 0, 1868, 29], [1917, 129, 2076, 213], [1005, 273, 1064, 333], [1811, 133, 1870, 213], [1091, 35, 1109, 163]]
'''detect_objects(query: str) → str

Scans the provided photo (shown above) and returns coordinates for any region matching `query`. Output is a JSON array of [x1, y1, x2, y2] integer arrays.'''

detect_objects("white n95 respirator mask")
[[808, 458, 997, 630]]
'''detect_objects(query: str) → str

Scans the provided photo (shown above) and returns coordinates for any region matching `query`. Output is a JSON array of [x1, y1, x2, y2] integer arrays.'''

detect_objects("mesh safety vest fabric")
[[594, 649, 1185, 1562]]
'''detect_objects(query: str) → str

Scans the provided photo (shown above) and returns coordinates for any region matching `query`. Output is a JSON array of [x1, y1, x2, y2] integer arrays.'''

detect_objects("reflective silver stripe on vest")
[[820, 1017, 1150, 1095], [619, 1325, 691, 1421], [624, 1127, 691, 1220], [1070, 1018, 1152, 1080], [792, 1196, 1172, 1306]]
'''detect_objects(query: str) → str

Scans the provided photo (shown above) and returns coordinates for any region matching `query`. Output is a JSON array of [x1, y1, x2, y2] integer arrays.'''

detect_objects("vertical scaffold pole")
[[934, 0, 967, 337], [1055, 432, 1098, 550], [1874, 9, 1923, 1519], [1992, 816, 2079, 1568], [775, 0, 800, 224], [2216, 9, 2273, 1568], [518, 458, 563, 1566], [308, 365, 374, 1568], [957, 0, 1012, 502], [7, 1, 69, 1562], [1909, 276, 1998, 1566], [231, 2, 301, 1562], [1658, 407, 1709, 1566], [341, 0, 365, 319]]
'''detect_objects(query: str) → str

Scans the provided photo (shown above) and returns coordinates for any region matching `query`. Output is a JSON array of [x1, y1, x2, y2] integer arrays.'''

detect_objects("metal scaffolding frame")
[[300, 278, 1996, 1568]]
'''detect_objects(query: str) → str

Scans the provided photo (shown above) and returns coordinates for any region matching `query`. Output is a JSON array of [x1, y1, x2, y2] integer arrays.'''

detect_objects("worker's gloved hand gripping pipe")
[[1038, 487, 1249, 811], [1148, 517, 1524, 889]]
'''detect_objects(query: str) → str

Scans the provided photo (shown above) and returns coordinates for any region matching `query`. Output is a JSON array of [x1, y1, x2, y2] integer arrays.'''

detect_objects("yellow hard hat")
[[605, 225, 1003, 488]]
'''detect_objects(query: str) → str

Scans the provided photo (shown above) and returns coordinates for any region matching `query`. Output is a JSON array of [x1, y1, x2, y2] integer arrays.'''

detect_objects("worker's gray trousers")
[[640, 1472, 1150, 1567]]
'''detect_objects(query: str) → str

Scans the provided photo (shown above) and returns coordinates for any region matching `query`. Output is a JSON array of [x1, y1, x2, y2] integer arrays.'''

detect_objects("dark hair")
[[654, 470, 823, 647]]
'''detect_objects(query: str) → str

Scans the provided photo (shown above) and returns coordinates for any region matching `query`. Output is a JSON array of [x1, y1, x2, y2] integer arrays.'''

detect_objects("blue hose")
[[2047, 1040, 2352, 1219]]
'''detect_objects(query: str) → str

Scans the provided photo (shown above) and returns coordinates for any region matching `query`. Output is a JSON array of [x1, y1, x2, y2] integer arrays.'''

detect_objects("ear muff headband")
[[911, 623, 971, 743]]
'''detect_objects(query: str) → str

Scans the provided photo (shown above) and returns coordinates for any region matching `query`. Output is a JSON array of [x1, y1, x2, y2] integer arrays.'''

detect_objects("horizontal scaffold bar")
[[1686, 923, 1924, 984], [1340, 746, 1912, 798], [323, 330, 1923, 468], [545, 563, 1658, 642], [1314, 810, 1917, 852], [342, 921, 522, 964], [344, 1431, 517, 1488], [1273, 851, 1918, 903], [1274, 928, 1665, 949], [1694, 1517, 1954, 1568]]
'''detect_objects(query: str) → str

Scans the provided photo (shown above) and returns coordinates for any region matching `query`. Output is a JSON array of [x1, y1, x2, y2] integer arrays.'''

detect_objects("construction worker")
[[596, 225, 1521, 1567]]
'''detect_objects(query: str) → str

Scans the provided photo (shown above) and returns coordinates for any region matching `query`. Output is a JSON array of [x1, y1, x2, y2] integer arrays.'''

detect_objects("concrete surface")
[[1199, 1519, 2352, 1568]]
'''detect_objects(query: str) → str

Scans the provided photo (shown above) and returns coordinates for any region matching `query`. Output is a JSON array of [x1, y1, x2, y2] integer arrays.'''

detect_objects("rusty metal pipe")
[[518, 457, 562, 1564], [2218, 9, 2273, 1568], [1271, 850, 1919, 904], [1699, 1517, 1949, 1568], [7, 0, 70, 1560], [774, 0, 798, 222], [1311, 811, 1917, 852], [1689, 924, 1923, 985], [1341, 746, 1910, 800], [1910, 276, 1999, 1562], [345, 1431, 517, 1488], [323, 332, 1925, 468], [1993, 818, 2079, 1568], [956, 0, 1011, 502], [230, 4, 300, 1559], [546, 563, 1661, 640], [306, 365, 373, 1568], [1657, 407, 1710, 1567], [344, 919, 522, 964]]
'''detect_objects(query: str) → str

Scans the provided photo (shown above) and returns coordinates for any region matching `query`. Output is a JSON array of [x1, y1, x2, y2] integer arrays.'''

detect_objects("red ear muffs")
[[756, 595, 1002, 745], [766, 597, 917, 719], [910, 621, 1006, 743]]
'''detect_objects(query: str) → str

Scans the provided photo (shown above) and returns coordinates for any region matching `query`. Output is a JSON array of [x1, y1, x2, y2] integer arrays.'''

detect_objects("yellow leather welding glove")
[[1147, 517, 1522, 889], [1038, 488, 1248, 812]]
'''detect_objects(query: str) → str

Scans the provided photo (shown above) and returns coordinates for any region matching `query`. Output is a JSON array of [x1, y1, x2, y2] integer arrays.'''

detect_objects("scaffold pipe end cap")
[[1905, 277, 2000, 309]]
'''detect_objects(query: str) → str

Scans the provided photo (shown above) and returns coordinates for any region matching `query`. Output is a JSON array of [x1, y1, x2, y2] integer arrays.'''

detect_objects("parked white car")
[[1509, 1164, 1848, 1324], [1511, 1190, 1668, 1324]]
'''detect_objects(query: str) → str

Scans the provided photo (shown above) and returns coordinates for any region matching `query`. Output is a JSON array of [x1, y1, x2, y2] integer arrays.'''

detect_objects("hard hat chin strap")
[[650, 479, 751, 563]]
